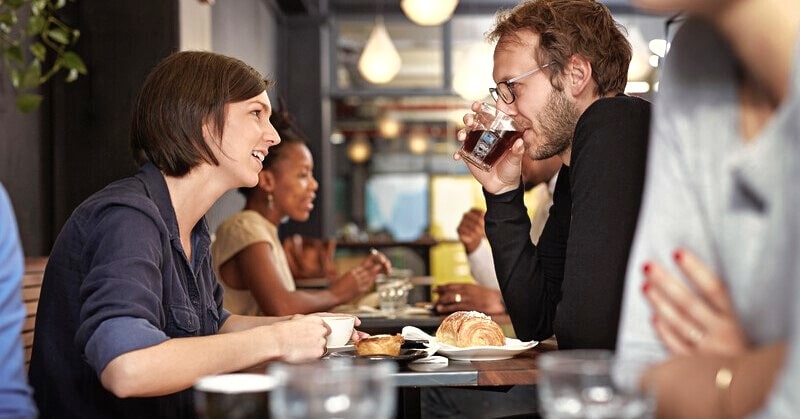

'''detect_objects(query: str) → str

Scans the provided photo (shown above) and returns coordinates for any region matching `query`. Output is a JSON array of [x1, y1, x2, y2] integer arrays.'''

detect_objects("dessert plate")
[[326, 349, 428, 365], [401, 326, 538, 361], [435, 338, 538, 361]]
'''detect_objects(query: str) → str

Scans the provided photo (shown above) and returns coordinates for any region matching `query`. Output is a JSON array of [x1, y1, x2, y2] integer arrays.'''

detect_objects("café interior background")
[[0, 0, 668, 280]]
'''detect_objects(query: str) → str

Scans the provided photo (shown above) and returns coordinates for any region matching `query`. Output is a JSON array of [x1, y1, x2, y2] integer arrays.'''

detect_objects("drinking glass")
[[375, 269, 413, 317], [269, 359, 397, 419], [458, 102, 523, 172], [537, 350, 655, 419], [194, 373, 276, 419]]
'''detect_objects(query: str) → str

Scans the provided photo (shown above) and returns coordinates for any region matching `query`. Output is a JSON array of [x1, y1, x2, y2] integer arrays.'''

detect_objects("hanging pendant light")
[[358, 18, 402, 84], [401, 0, 459, 26]]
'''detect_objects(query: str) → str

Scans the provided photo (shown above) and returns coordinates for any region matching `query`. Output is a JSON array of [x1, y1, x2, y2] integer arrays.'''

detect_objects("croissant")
[[354, 334, 404, 356], [435, 311, 505, 347]]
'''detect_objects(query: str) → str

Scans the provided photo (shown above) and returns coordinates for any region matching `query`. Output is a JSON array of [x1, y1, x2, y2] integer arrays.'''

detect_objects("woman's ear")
[[258, 170, 275, 193], [566, 54, 594, 98], [201, 117, 221, 151]]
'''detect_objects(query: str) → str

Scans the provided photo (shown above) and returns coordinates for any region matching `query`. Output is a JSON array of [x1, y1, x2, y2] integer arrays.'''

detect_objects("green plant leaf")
[[62, 51, 86, 74], [27, 14, 45, 33], [0, 11, 18, 29], [20, 59, 41, 88], [10, 69, 21, 88], [31, 0, 47, 14], [54, 0, 67, 9], [15, 93, 43, 113], [4, 44, 23, 64], [29, 42, 45, 61], [47, 27, 69, 44], [65, 67, 77, 82], [5, 0, 26, 10]]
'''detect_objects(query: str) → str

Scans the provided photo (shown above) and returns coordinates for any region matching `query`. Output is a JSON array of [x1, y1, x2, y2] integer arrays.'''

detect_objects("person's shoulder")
[[215, 210, 268, 237], [77, 175, 157, 219], [574, 94, 651, 152], [584, 94, 651, 122], [220, 210, 264, 228]]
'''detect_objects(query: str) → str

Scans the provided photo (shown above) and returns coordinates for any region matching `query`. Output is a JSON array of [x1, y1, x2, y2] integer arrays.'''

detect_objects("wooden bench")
[[22, 257, 47, 370]]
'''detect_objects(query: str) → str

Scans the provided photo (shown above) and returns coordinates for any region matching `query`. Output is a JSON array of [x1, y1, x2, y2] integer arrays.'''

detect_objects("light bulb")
[[408, 131, 429, 154], [378, 114, 403, 138], [401, 0, 459, 26], [346, 135, 372, 163], [358, 21, 402, 84]]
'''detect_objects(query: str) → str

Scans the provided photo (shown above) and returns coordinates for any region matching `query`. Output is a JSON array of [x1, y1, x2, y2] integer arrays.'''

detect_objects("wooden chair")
[[22, 257, 47, 370]]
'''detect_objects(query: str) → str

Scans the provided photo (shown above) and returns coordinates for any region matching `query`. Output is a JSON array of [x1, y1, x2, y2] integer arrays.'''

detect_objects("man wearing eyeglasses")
[[458, 0, 651, 351]]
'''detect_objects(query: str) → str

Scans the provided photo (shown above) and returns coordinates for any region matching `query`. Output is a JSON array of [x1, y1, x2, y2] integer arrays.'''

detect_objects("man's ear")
[[565, 54, 594, 98]]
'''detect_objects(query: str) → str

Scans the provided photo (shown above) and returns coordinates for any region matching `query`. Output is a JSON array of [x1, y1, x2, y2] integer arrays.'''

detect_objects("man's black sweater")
[[485, 94, 651, 350]]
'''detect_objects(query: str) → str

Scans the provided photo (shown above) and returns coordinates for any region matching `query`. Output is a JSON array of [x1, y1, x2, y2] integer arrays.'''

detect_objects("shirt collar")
[[135, 162, 212, 267]]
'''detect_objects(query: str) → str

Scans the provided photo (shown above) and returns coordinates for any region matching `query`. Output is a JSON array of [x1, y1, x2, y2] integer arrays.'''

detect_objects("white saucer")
[[326, 344, 355, 353]]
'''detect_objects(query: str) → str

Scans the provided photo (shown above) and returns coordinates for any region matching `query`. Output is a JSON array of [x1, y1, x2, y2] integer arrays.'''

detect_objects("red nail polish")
[[642, 281, 650, 293], [643, 263, 652, 274], [673, 250, 683, 262]]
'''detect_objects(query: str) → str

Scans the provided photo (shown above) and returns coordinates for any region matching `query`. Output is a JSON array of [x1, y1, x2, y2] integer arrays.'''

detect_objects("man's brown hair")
[[131, 51, 272, 176], [488, 0, 631, 96]]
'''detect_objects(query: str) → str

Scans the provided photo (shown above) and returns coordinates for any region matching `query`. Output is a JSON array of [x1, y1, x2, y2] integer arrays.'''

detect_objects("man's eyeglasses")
[[490, 61, 556, 105]]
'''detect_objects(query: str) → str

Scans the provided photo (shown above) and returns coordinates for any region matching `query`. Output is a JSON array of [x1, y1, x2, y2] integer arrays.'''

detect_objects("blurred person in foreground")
[[615, 0, 800, 417], [0, 184, 36, 418], [212, 104, 390, 316], [435, 155, 561, 316], [28, 51, 362, 418]]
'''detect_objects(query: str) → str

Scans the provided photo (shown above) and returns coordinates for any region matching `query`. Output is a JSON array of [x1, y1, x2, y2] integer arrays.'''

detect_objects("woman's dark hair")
[[131, 51, 272, 176], [239, 98, 308, 197]]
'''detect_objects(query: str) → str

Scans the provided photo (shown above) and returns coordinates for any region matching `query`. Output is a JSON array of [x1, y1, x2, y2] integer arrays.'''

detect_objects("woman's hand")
[[267, 315, 328, 363], [360, 249, 391, 275], [642, 249, 747, 356], [434, 283, 506, 315], [331, 266, 376, 301]]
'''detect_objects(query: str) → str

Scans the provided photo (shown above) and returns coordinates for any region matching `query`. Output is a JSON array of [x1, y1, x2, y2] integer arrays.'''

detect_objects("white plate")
[[434, 338, 539, 361]]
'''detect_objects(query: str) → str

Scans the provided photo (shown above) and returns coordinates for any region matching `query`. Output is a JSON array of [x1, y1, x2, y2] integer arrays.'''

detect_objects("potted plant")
[[1, 0, 85, 112]]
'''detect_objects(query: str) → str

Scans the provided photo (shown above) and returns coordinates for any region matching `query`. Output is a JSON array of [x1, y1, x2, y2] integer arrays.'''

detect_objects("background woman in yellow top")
[[213, 104, 390, 316]]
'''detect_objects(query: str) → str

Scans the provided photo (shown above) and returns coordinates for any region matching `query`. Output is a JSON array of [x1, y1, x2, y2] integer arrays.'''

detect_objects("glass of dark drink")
[[458, 102, 523, 172], [194, 373, 276, 419]]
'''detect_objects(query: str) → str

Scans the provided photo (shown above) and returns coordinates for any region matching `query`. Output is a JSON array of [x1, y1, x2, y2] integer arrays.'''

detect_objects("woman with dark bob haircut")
[[29, 51, 360, 418]]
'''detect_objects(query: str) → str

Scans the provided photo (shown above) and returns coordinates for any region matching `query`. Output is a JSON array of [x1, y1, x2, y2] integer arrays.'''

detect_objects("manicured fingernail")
[[673, 250, 683, 262], [642, 281, 650, 293], [643, 263, 652, 274]]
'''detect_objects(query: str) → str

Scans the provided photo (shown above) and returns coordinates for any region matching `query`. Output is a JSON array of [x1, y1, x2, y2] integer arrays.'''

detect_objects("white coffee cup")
[[320, 315, 355, 347]]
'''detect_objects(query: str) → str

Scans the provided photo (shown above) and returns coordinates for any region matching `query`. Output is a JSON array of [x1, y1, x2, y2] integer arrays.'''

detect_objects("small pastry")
[[354, 334, 404, 356]]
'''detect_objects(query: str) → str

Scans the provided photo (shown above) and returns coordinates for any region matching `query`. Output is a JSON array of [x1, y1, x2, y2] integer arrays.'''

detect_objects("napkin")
[[402, 326, 448, 366]]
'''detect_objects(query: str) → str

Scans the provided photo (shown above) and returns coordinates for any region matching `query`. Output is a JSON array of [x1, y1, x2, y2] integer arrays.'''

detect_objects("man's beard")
[[527, 89, 580, 160]]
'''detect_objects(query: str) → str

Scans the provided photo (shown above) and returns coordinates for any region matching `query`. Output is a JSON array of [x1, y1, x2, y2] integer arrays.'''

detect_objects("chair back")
[[22, 257, 47, 370]]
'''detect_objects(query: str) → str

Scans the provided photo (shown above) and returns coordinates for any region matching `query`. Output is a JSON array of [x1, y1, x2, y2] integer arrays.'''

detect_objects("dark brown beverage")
[[460, 129, 521, 170], [196, 390, 269, 419], [194, 374, 274, 419]]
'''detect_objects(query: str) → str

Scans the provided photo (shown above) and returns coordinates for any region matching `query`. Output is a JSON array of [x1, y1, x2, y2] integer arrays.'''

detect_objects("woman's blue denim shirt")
[[29, 162, 230, 419]]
